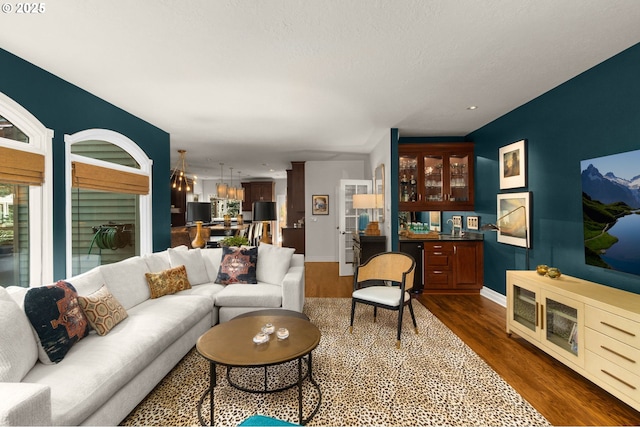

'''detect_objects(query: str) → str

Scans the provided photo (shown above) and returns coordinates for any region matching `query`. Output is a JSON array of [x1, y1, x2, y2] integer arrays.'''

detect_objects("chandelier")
[[170, 149, 196, 191]]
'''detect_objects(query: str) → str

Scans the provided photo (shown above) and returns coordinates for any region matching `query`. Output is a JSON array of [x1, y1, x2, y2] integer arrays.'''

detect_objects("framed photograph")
[[499, 139, 526, 189], [312, 195, 329, 215], [496, 192, 530, 248]]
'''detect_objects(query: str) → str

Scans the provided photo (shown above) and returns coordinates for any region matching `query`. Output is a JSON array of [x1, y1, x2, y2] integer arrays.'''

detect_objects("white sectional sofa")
[[0, 244, 304, 426]]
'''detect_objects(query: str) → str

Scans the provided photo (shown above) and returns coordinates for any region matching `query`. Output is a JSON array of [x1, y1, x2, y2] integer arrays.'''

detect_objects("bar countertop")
[[399, 231, 484, 242]]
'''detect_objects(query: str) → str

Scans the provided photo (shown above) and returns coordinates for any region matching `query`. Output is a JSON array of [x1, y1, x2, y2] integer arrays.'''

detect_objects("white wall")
[[369, 130, 392, 249], [304, 160, 366, 262]]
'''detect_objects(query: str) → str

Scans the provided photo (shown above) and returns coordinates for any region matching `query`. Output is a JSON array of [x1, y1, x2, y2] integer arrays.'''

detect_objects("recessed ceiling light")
[[467, 105, 478, 110]]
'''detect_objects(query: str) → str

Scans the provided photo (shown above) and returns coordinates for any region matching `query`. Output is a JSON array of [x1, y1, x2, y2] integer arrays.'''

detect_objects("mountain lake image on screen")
[[581, 148, 640, 276]]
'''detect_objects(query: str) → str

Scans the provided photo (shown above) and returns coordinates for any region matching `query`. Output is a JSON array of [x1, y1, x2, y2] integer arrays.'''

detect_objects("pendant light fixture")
[[170, 149, 196, 192], [227, 167, 237, 200], [216, 163, 227, 199], [236, 171, 245, 202]]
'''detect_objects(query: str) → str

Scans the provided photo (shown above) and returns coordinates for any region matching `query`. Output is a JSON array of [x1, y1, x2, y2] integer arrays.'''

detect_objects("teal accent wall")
[[0, 48, 171, 280], [469, 42, 640, 295]]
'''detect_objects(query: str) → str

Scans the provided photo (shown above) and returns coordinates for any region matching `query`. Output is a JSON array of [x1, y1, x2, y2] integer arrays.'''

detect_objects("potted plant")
[[219, 235, 250, 247]]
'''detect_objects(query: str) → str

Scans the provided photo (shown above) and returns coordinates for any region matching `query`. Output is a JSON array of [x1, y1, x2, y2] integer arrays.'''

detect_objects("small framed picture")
[[496, 192, 530, 248], [499, 139, 526, 189], [312, 195, 329, 215]]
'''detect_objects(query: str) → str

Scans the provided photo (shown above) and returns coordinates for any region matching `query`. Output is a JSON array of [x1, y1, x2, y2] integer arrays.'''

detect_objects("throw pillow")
[[256, 243, 295, 285], [78, 285, 128, 336], [215, 246, 258, 285], [24, 281, 91, 364], [168, 247, 209, 285], [0, 287, 38, 382], [145, 265, 192, 299]]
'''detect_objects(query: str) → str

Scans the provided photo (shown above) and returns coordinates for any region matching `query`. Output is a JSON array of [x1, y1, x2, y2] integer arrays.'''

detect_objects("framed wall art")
[[499, 139, 526, 189], [496, 192, 530, 248], [312, 194, 329, 215]]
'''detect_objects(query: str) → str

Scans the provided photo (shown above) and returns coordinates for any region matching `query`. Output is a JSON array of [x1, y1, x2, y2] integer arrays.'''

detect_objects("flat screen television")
[[186, 202, 211, 224], [581, 148, 640, 276]]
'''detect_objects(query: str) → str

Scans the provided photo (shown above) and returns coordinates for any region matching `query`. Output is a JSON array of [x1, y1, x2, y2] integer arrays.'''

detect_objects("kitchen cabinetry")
[[241, 181, 275, 211], [399, 241, 424, 293], [421, 240, 483, 293], [506, 271, 640, 412], [398, 142, 474, 211]]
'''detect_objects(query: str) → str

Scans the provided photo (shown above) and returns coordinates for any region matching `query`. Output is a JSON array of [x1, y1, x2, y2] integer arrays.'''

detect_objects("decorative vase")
[[536, 265, 549, 275], [547, 267, 562, 279], [191, 221, 206, 249]]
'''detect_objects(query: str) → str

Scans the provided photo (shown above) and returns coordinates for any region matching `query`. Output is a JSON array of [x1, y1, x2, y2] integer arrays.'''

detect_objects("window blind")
[[0, 146, 45, 185], [72, 161, 149, 195]]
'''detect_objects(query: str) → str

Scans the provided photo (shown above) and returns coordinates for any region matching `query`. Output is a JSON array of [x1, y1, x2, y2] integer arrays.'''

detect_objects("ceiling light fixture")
[[170, 149, 196, 192], [236, 171, 245, 202], [227, 167, 237, 200], [467, 105, 478, 110], [216, 163, 227, 199]]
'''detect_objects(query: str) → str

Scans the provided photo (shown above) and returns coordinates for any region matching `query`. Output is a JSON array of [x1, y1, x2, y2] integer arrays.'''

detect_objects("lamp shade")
[[352, 194, 377, 209], [252, 201, 277, 221]]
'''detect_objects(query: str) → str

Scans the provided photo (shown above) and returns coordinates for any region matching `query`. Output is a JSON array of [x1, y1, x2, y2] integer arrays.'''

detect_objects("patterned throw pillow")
[[215, 246, 258, 285], [78, 285, 128, 336], [145, 265, 192, 299], [24, 281, 91, 364]]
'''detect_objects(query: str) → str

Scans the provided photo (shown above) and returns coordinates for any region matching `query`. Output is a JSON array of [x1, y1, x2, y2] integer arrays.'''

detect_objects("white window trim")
[[0, 91, 54, 286], [64, 129, 153, 277]]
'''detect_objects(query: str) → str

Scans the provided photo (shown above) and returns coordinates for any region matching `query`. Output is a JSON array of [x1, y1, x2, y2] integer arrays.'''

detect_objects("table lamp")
[[252, 201, 277, 244], [352, 194, 380, 235]]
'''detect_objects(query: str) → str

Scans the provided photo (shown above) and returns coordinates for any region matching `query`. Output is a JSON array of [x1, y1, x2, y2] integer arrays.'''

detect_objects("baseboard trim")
[[480, 286, 506, 307]]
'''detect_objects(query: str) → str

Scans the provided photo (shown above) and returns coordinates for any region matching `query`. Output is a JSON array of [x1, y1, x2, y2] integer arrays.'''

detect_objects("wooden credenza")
[[282, 227, 305, 254], [506, 270, 640, 412]]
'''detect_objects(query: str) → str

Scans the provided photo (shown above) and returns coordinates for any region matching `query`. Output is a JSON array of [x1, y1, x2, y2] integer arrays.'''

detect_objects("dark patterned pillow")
[[24, 281, 91, 364], [215, 246, 258, 285]]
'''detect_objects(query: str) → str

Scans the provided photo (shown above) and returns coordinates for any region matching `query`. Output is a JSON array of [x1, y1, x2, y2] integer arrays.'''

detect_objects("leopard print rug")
[[121, 298, 550, 426]]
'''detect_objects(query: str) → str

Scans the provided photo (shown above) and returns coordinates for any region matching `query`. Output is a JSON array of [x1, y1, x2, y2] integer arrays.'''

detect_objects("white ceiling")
[[2, 1, 640, 181]]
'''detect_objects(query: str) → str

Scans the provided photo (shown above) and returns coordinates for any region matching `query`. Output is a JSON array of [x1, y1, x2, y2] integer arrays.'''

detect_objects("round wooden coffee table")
[[196, 312, 321, 426]]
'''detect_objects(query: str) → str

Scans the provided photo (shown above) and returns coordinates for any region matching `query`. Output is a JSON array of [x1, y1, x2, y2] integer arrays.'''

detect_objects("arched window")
[[65, 129, 152, 276], [0, 91, 53, 287]]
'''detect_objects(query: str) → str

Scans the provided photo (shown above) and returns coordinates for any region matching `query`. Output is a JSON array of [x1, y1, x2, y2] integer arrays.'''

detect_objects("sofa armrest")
[[0, 383, 51, 426], [280, 266, 305, 312]]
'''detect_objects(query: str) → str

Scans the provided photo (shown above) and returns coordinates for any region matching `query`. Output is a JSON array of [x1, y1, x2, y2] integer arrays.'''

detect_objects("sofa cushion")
[[214, 283, 282, 308], [143, 251, 171, 273], [145, 265, 192, 298], [215, 246, 258, 285], [256, 243, 295, 285], [168, 247, 209, 285], [99, 256, 151, 310], [65, 267, 106, 297], [24, 281, 91, 364], [0, 287, 38, 382], [78, 285, 128, 336], [201, 247, 223, 282]]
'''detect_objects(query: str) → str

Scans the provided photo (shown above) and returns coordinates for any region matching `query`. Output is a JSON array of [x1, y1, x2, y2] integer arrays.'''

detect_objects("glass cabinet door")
[[399, 154, 418, 203], [512, 285, 537, 333], [423, 155, 443, 202], [544, 293, 581, 359], [449, 153, 469, 202]]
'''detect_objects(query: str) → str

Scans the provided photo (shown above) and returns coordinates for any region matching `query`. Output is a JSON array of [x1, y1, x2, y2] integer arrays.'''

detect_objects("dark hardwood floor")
[[305, 262, 640, 426]]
